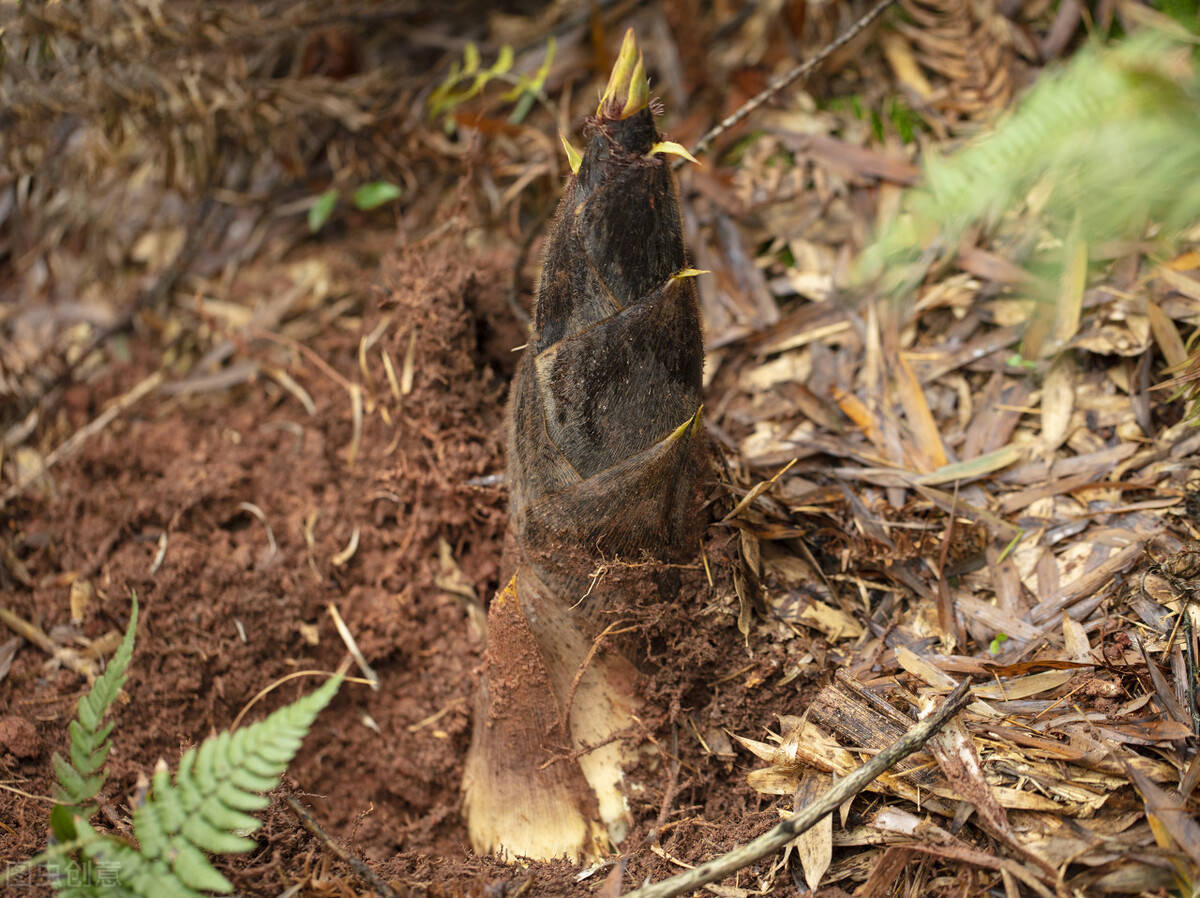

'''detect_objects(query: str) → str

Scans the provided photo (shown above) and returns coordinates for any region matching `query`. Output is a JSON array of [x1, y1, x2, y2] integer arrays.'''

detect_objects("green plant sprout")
[[308, 181, 403, 234], [428, 37, 557, 127]]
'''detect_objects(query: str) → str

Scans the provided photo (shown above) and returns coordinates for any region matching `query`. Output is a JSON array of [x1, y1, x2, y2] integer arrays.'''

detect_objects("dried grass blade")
[[894, 351, 947, 471]]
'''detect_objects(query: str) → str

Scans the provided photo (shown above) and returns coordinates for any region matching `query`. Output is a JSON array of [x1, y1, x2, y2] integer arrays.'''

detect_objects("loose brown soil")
[[0, 230, 822, 897]]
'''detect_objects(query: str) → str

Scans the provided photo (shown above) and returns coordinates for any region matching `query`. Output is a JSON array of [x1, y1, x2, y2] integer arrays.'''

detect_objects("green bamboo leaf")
[[462, 41, 480, 75], [528, 36, 556, 93], [507, 90, 535, 124], [307, 189, 338, 233], [352, 181, 402, 211], [491, 44, 514, 76]]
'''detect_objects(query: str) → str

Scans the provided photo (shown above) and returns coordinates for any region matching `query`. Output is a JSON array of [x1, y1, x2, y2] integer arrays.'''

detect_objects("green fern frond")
[[52, 595, 139, 816], [860, 26, 1200, 300], [66, 674, 343, 897]]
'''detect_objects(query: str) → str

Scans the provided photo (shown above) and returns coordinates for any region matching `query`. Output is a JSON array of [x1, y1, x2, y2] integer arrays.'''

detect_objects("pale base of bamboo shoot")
[[462, 573, 638, 862]]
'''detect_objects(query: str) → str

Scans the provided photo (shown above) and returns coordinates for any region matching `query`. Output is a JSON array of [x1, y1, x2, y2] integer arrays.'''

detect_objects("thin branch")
[[682, 0, 897, 166], [622, 678, 973, 898], [282, 789, 400, 898]]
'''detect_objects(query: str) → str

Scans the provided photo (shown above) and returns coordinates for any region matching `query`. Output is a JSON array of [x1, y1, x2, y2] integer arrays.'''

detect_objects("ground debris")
[[3, 2, 1200, 897]]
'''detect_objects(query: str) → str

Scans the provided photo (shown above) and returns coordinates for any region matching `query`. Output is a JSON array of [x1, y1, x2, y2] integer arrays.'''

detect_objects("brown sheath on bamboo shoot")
[[463, 29, 709, 862]]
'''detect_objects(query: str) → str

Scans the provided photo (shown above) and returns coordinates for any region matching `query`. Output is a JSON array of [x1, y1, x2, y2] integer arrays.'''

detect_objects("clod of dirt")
[[0, 716, 42, 759]]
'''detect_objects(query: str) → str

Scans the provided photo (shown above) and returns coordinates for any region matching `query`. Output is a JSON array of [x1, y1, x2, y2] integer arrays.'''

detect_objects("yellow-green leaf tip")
[[649, 141, 699, 165], [667, 406, 704, 442], [560, 133, 582, 174], [598, 28, 650, 120]]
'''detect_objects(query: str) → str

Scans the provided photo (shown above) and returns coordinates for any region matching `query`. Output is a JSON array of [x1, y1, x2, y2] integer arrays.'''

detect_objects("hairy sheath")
[[464, 29, 709, 862]]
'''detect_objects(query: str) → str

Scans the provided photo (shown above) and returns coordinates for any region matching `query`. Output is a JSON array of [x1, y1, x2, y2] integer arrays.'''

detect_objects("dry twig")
[[282, 789, 400, 898], [623, 679, 972, 898], [684, 0, 898, 165]]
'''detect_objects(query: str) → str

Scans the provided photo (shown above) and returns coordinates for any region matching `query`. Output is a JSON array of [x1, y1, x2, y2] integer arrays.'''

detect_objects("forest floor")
[[2, 2, 1199, 897]]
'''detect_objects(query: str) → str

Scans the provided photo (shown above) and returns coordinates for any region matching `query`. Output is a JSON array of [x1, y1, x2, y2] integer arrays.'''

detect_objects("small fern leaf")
[[52, 752, 90, 802], [174, 749, 203, 811], [68, 723, 112, 775], [150, 764, 187, 835], [198, 793, 262, 836], [216, 780, 270, 813], [129, 859, 206, 898], [227, 761, 290, 795], [134, 803, 168, 862], [76, 693, 102, 732], [170, 840, 232, 893], [115, 674, 342, 897], [42, 674, 341, 898], [180, 814, 255, 855], [54, 594, 138, 812]]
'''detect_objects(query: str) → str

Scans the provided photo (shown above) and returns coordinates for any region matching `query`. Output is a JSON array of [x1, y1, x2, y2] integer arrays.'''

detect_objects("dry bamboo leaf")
[[1062, 616, 1092, 663], [794, 771, 833, 892], [911, 444, 1022, 485], [723, 459, 796, 521], [1156, 264, 1200, 301], [798, 599, 863, 641], [1123, 757, 1200, 869], [1040, 352, 1075, 454], [895, 351, 948, 471], [1135, 635, 1190, 725], [1052, 216, 1087, 347], [732, 732, 779, 764], [985, 788, 1064, 812], [972, 669, 1075, 700], [894, 645, 958, 690], [954, 593, 1038, 643], [1146, 298, 1188, 369], [745, 767, 801, 796], [881, 32, 934, 100]]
